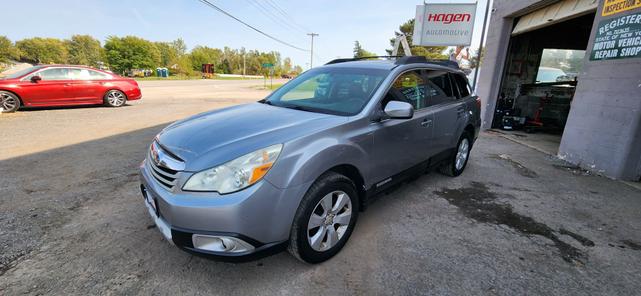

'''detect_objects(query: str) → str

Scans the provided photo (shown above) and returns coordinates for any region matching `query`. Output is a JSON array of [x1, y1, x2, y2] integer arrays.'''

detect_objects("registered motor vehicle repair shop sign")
[[591, 12, 641, 60]]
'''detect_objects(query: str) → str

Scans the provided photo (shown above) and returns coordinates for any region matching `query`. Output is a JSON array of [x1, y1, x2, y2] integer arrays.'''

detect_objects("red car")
[[0, 65, 142, 113]]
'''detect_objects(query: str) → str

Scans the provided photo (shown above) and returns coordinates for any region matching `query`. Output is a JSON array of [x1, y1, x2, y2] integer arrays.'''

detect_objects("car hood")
[[156, 102, 347, 171]]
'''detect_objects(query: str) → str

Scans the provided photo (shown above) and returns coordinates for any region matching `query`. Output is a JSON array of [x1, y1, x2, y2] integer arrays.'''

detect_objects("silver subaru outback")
[[139, 56, 481, 263]]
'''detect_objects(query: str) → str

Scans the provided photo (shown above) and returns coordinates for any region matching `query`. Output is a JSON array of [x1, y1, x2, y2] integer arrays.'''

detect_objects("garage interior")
[[491, 3, 597, 155]]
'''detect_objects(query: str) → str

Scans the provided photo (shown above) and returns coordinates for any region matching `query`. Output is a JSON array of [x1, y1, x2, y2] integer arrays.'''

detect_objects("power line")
[[196, 0, 309, 52], [263, 0, 311, 33], [244, 0, 307, 35]]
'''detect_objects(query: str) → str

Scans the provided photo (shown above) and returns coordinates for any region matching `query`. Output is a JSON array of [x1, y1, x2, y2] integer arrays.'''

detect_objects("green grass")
[[254, 83, 284, 90], [134, 75, 200, 81], [134, 75, 265, 81]]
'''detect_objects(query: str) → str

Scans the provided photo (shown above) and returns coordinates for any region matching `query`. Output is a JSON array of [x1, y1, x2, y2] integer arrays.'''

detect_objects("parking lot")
[[1, 79, 640, 295]]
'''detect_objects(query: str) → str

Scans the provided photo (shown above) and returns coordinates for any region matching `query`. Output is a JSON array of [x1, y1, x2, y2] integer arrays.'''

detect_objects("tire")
[[288, 172, 359, 264], [1, 91, 20, 113], [104, 90, 127, 107], [439, 132, 472, 177]]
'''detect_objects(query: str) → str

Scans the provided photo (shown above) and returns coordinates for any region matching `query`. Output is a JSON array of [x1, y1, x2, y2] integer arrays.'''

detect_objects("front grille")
[[147, 150, 179, 191]]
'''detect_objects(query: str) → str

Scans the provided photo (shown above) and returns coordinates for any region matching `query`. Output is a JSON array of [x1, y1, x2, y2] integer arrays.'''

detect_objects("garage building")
[[477, 0, 641, 181]]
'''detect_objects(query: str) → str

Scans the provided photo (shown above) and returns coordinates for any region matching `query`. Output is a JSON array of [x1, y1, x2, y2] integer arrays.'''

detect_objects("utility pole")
[[472, 0, 492, 91], [307, 33, 318, 69], [243, 53, 246, 79]]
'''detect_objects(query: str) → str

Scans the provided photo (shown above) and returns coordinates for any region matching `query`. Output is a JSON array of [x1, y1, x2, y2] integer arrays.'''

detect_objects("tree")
[[16, 37, 68, 64], [353, 41, 376, 58], [66, 35, 104, 66], [292, 65, 303, 74], [189, 46, 222, 72], [0, 36, 20, 63], [104, 36, 160, 73], [387, 19, 447, 59], [282, 57, 293, 74], [155, 42, 178, 67], [171, 38, 187, 56]]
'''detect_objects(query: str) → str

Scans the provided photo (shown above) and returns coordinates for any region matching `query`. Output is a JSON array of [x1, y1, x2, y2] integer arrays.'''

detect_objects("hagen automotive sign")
[[412, 3, 477, 46], [590, 13, 641, 60]]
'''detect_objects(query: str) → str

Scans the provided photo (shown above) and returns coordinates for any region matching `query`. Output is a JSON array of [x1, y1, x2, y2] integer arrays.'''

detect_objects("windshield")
[[265, 67, 389, 116], [2, 66, 45, 79]]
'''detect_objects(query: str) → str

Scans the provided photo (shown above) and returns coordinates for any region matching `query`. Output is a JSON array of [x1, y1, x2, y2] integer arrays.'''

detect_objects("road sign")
[[262, 63, 274, 68]]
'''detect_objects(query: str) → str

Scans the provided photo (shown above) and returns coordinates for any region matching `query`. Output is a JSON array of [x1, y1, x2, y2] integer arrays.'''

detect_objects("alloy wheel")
[[455, 138, 470, 170], [307, 190, 352, 252], [1, 93, 18, 111], [107, 91, 126, 106]]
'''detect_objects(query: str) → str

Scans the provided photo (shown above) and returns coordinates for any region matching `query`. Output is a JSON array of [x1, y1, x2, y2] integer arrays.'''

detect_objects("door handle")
[[421, 119, 432, 127]]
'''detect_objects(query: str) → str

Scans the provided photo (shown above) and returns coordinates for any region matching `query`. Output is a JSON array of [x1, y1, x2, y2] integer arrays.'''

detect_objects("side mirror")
[[30, 75, 42, 83], [384, 101, 414, 119]]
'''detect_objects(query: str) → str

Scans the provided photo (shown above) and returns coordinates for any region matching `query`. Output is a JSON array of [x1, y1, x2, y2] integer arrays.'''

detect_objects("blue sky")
[[4, 0, 490, 68]]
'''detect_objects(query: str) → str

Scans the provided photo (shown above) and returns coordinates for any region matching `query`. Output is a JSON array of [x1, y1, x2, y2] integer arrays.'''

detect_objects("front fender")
[[265, 135, 370, 190]]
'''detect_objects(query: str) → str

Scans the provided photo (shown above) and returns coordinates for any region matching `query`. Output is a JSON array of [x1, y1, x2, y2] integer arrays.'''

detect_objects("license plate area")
[[141, 185, 173, 242], [142, 185, 159, 217]]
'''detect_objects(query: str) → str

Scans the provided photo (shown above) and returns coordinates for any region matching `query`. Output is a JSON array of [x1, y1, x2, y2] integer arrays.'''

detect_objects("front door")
[[371, 70, 435, 185], [19, 68, 73, 106]]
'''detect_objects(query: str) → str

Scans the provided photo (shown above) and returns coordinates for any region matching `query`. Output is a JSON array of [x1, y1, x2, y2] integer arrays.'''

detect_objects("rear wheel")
[[288, 172, 359, 263], [104, 90, 127, 107], [439, 132, 472, 177], [1, 91, 20, 113]]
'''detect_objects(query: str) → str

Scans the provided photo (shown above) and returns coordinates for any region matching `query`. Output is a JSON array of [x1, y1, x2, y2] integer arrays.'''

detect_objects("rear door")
[[370, 69, 435, 184], [426, 70, 467, 154], [67, 68, 107, 103], [19, 68, 72, 105]]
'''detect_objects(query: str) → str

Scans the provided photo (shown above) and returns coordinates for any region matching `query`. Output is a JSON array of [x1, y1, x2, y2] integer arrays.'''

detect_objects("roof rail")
[[422, 59, 460, 69], [325, 55, 460, 69], [325, 56, 402, 65]]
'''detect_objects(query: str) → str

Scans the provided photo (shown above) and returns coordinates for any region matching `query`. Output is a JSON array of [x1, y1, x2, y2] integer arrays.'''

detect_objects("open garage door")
[[512, 0, 598, 35], [492, 7, 597, 155]]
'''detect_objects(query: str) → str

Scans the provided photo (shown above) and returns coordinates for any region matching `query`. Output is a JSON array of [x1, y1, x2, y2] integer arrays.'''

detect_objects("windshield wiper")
[[282, 104, 313, 112], [258, 99, 272, 105]]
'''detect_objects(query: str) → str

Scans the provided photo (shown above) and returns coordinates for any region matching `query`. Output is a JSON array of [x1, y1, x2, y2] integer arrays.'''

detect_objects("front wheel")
[[1, 91, 20, 113], [439, 132, 472, 177], [104, 90, 127, 107], [288, 172, 359, 263]]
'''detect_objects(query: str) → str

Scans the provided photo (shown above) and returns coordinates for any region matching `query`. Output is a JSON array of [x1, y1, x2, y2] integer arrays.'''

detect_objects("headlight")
[[183, 144, 283, 193]]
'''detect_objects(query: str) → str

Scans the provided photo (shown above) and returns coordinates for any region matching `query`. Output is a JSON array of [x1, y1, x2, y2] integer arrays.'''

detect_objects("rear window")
[[453, 74, 471, 98], [428, 72, 454, 98]]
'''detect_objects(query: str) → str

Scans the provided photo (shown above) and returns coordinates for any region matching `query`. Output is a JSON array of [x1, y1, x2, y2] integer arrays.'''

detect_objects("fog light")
[[192, 234, 255, 253]]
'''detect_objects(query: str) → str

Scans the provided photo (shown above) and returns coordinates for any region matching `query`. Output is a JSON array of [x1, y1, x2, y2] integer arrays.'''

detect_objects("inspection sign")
[[602, 0, 641, 16], [590, 12, 641, 60]]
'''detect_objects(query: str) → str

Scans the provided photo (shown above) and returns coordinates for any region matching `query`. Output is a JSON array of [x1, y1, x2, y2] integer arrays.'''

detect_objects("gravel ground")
[[1, 79, 640, 295]]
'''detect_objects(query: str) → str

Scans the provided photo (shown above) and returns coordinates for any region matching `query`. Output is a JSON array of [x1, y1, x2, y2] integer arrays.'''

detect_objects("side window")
[[383, 70, 427, 110], [38, 68, 70, 81], [453, 74, 472, 98], [89, 70, 111, 80], [68, 68, 91, 80], [426, 71, 455, 106]]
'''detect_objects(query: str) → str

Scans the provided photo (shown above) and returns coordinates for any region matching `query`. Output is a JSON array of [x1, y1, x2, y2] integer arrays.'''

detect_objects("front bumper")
[[139, 160, 310, 261]]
